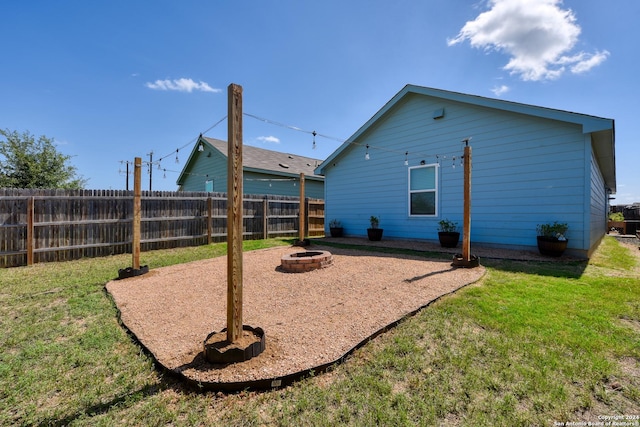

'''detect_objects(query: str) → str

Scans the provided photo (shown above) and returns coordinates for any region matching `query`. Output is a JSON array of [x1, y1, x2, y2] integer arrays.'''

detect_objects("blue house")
[[177, 136, 324, 199], [315, 85, 615, 258]]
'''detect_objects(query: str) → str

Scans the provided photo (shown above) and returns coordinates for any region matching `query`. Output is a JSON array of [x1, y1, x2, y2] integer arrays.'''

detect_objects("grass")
[[1, 236, 639, 426]]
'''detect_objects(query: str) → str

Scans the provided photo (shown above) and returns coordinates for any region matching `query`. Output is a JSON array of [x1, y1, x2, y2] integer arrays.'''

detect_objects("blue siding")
[[589, 143, 607, 253], [324, 93, 593, 254], [180, 148, 324, 198], [179, 147, 227, 192], [244, 171, 324, 199]]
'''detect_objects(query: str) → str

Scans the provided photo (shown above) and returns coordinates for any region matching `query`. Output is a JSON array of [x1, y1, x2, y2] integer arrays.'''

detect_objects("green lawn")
[[1, 237, 639, 426]]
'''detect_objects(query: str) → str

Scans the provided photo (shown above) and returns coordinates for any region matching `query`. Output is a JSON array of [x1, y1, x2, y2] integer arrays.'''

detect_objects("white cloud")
[[491, 84, 510, 96], [569, 50, 609, 74], [448, 0, 608, 81], [145, 78, 220, 93], [257, 136, 280, 144]]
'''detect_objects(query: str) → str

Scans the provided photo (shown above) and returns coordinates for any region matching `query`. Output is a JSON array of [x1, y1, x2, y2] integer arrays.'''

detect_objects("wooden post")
[[26, 196, 34, 266], [227, 83, 243, 343], [207, 197, 213, 245], [462, 144, 472, 262], [263, 196, 268, 240], [132, 157, 142, 270], [299, 173, 306, 242]]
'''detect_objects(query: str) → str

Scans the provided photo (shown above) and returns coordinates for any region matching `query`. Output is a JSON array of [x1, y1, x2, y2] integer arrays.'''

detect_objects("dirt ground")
[[106, 243, 485, 390]]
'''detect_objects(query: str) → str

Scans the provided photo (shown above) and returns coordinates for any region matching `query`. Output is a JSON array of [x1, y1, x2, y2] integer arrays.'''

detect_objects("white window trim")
[[408, 163, 438, 217]]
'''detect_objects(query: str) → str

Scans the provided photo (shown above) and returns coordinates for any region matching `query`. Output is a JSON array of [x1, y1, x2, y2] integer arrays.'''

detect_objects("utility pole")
[[148, 151, 153, 191]]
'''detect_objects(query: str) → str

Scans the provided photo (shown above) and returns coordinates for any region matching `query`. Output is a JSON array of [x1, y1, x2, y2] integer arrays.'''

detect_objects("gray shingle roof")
[[203, 137, 324, 179]]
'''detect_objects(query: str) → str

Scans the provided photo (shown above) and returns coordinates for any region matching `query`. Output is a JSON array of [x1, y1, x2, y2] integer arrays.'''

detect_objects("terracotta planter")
[[438, 231, 460, 248], [537, 236, 568, 257], [367, 228, 383, 241]]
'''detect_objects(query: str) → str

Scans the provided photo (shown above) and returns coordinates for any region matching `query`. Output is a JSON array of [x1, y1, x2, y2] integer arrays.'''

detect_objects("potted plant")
[[367, 215, 383, 241], [329, 219, 344, 237], [438, 219, 460, 248], [536, 221, 569, 257]]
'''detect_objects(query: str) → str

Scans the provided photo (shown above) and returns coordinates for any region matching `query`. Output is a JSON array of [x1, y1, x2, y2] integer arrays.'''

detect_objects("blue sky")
[[1, 1, 638, 204]]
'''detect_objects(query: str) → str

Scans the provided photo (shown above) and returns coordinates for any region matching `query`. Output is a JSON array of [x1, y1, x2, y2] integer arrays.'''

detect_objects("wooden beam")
[[227, 83, 243, 343], [26, 197, 34, 266], [132, 157, 142, 270], [263, 196, 268, 240], [207, 196, 213, 245], [299, 173, 305, 242], [462, 145, 471, 261]]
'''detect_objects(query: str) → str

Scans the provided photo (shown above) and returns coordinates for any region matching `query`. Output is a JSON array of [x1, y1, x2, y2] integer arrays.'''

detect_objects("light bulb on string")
[[436, 155, 440, 166], [312, 131, 317, 150], [157, 159, 162, 170], [163, 169, 167, 179], [365, 144, 370, 160], [175, 149, 180, 164], [452, 156, 456, 169], [404, 151, 409, 166]]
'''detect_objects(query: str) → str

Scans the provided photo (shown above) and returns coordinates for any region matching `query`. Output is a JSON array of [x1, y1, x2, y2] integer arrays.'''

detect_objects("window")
[[408, 164, 437, 216]]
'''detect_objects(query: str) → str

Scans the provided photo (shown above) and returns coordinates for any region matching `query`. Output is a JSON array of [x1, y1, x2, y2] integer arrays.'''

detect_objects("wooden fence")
[[0, 189, 325, 268]]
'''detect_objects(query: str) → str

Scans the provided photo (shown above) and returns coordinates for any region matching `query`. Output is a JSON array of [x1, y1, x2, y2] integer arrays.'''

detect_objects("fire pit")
[[280, 250, 333, 273]]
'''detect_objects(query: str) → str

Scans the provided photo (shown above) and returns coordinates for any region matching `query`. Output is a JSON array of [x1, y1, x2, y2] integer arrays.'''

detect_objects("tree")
[[0, 129, 86, 189]]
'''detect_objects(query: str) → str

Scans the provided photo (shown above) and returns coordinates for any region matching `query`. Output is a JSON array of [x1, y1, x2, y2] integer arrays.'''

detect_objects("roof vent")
[[432, 108, 445, 119], [279, 163, 290, 169], [288, 155, 294, 159]]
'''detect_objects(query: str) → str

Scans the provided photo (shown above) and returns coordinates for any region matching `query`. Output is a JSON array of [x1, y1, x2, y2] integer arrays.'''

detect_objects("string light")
[[119, 110, 468, 184], [243, 113, 344, 143]]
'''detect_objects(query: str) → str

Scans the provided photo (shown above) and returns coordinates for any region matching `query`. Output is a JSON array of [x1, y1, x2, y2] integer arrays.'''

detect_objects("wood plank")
[[227, 83, 244, 343]]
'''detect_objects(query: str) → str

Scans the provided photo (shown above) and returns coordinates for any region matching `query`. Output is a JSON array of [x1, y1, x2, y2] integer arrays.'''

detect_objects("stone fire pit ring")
[[280, 250, 333, 273]]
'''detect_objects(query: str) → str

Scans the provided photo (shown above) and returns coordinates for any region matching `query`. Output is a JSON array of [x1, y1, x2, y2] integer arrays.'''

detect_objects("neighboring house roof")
[[316, 84, 616, 192], [177, 136, 324, 186]]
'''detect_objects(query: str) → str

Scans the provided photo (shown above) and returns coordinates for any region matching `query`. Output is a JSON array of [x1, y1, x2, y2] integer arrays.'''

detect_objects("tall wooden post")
[[227, 83, 243, 343], [462, 143, 471, 262], [132, 157, 142, 270], [299, 173, 306, 242], [207, 197, 213, 245], [263, 197, 268, 240], [26, 197, 34, 266]]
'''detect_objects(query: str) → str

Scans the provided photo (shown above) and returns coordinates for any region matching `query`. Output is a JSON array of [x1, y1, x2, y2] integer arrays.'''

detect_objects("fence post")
[[26, 196, 34, 266]]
